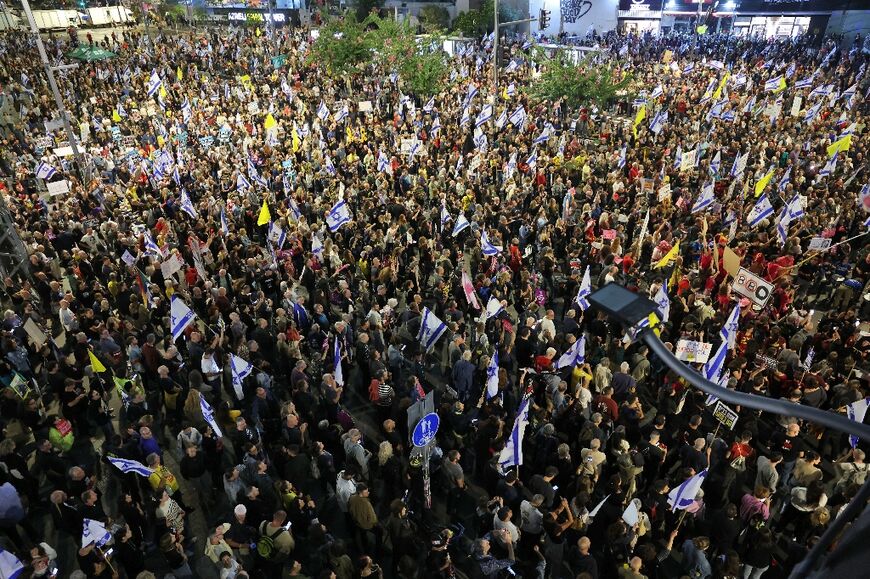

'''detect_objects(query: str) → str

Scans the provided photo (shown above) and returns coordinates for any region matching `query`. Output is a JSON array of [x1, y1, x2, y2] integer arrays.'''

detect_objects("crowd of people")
[[0, 12, 869, 579]]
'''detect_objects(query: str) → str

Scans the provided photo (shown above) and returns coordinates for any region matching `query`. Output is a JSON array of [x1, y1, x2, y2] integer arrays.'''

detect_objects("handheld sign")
[[732, 267, 773, 307], [412, 412, 440, 447], [712, 401, 739, 430]]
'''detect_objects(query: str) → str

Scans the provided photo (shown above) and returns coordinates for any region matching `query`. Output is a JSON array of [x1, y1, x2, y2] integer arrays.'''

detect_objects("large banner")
[[530, 0, 620, 35]]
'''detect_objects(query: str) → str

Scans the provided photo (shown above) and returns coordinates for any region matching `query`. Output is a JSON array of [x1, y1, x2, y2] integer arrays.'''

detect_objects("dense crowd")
[[0, 14, 869, 579]]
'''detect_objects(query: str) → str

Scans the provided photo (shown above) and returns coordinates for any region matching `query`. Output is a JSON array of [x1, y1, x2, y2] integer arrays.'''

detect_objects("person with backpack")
[[256, 510, 295, 572]]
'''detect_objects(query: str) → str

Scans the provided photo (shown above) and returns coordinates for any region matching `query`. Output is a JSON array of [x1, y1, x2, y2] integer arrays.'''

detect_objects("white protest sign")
[[53, 146, 74, 157], [791, 96, 802, 117], [675, 339, 713, 364], [121, 250, 136, 266], [23, 318, 47, 348], [712, 400, 739, 430], [47, 180, 70, 196], [808, 237, 831, 251], [160, 254, 184, 278], [733, 267, 774, 307], [358, 100, 373, 112]]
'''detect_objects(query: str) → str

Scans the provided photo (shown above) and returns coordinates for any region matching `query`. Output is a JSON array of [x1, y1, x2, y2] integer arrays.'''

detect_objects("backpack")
[[729, 455, 747, 472], [256, 522, 286, 560]]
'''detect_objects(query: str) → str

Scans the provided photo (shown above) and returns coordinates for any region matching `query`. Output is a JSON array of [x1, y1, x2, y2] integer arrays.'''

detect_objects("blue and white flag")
[[721, 110, 736, 123], [682, 62, 695, 75], [423, 97, 435, 113], [504, 152, 518, 181], [802, 346, 815, 371], [377, 150, 391, 174], [742, 95, 756, 114], [703, 339, 727, 382], [311, 234, 323, 258], [82, 518, 112, 548], [475, 104, 493, 128], [143, 231, 163, 258], [35, 162, 57, 180], [846, 398, 870, 449], [506, 83, 517, 97], [248, 160, 269, 187], [575, 265, 592, 311], [508, 105, 526, 128], [407, 141, 421, 162], [220, 207, 229, 236], [617, 146, 627, 169], [653, 283, 670, 323], [287, 197, 302, 221], [486, 350, 500, 399], [107, 456, 152, 477], [117, 101, 128, 117], [505, 60, 519, 73], [431, 116, 442, 136], [650, 84, 664, 99], [452, 213, 470, 237], [200, 396, 222, 438], [533, 127, 550, 145], [499, 398, 531, 468], [764, 75, 784, 92], [783, 193, 805, 221], [180, 99, 191, 123], [709, 151, 721, 175], [668, 468, 708, 510], [748, 194, 774, 227], [673, 145, 682, 170], [819, 151, 838, 177], [147, 70, 162, 97], [785, 62, 796, 79], [417, 307, 447, 352], [179, 189, 198, 219], [794, 77, 813, 90], [170, 296, 196, 341], [230, 354, 253, 399], [485, 296, 504, 321], [526, 149, 538, 169], [473, 129, 487, 151], [809, 84, 833, 98], [777, 167, 791, 192], [268, 221, 286, 249], [495, 109, 508, 130], [440, 204, 452, 230], [317, 101, 330, 122], [556, 335, 586, 370], [326, 200, 352, 232], [236, 172, 251, 190], [721, 303, 740, 349], [333, 338, 344, 387], [334, 104, 349, 124], [650, 109, 668, 135], [730, 151, 748, 178], [480, 230, 502, 257], [460, 106, 470, 127], [464, 82, 478, 105], [692, 181, 716, 213], [0, 547, 24, 579], [707, 60, 725, 70], [804, 101, 823, 124]]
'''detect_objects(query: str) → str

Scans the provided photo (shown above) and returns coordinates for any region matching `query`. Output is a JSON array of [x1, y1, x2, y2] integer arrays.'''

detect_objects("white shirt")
[[336, 473, 357, 513], [201, 355, 220, 376], [520, 500, 544, 534], [493, 516, 520, 545]]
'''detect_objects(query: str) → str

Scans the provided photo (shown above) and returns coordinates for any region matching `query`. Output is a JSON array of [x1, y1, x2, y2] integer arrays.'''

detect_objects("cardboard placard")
[[790, 96, 802, 117], [675, 339, 713, 363], [808, 237, 832, 251], [658, 183, 671, 201], [160, 254, 184, 278], [23, 318, 47, 348], [733, 267, 773, 307], [712, 400, 739, 430], [121, 250, 136, 266], [640, 178, 654, 194], [722, 247, 741, 276], [247, 101, 260, 114], [602, 229, 617, 240], [35, 136, 54, 151], [47, 180, 70, 196], [53, 146, 74, 157], [358, 100, 373, 112]]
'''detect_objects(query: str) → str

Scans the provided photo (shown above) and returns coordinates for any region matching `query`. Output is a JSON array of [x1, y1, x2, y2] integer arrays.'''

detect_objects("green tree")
[[355, 0, 384, 22], [308, 15, 373, 77], [418, 5, 450, 32], [527, 49, 632, 109]]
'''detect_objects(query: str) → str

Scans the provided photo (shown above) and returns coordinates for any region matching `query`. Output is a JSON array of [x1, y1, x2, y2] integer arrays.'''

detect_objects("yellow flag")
[[633, 105, 647, 138], [264, 114, 277, 130], [712, 72, 730, 100], [257, 199, 271, 226], [159, 84, 167, 99], [112, 109, 122, 123], [256, 27, 262, 37], [754, 167, 775, 197], [88, 350, 107, 373], [647, 312, 662, 337], [292, 126, 301, 153], [826, 134, 852, 157], [696, 25, 708, 35], [240, 75, 252, 92], [774, 77, 787, 93], [502, 87, 509, 100], [177, 66, 183, 82], [654, 240, 680, 269], [157, 135, 165, 147]]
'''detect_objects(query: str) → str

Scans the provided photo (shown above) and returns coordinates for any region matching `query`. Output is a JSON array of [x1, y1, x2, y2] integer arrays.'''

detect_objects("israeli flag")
[[230, 354, 253, 399], [709, 151, 721, 175], [556, 335, 586, 370], [673, 145, 682, 170], [777, 167, 791, 192], [417, 307, 447, 352], [533, 128, 550, 145], [667, 468, 708, 510], [332, 338, 344, 387], [809, 84, 833, 98], [389, 71, 399, 84], [650, 84, 663, 99], [408, 141, 421, 162], [617, 146, 627, 169], [147, 70, 162, 97], [509, 105, 526, 127], [784, 193, 805, 221], [650, 109, 668, 135], [464, 82, 478, 105], [776, 215, 790, 246], [704, 340, 728, 383], [423, 96, 435, 113], [334, 104, 349, 124], [653, 283, 670, 323], [785, 62, 796, 78], [452, 215, 471, 238], [748, 194, 774, 227], [473, 129, 487, 151], [706, 100, 725, 123], [743, 95, 757, 115], [846, 398, 870, 449], [35, 162, 57, 179], [107, 456, 152, 477], [143, 231, 163, 258], [181, 99, 191, 123], [486, 350, 500, 399], [180, 189, 198, 219], [682, 62, 695, 75], [692, 181, 715, 214], [721, 303, 740, 349], [729, 151, 748, 178], [804, 101, 822, 124], [495, 109, 508, 130], [526, 149, 537, 169], [707, 60, 725, 70], [220, 207, 229, 235], [431, 116, 442, 136], [326, 200, 352, 232], [507, 83, 516, 97], [522, 39, 532, 50], [481, 230, 502, 257], [200, 396, 222, 438], [236, 172, 251, 190], [475, 104, 493, 128], [248, 160, 269, 187], [170, 295, 196, 342], [377, 150, 392, 174], [485, 296, 504, 321], [819, 151, 838, 177], [764, 75, 783, 92], [311, 234, 323, 258], [118, 101, 128, 117], [82, 518, 112, 548], [172, 165, 182, 187], [794, 77, 813, 90], [575, 265, 592, 311], [440, 204, 452, 229], [268, 221, 286, 249], [324, 155, 337, 175], [317, 101, 330, 121], [499, 397, 530, 469], [460, 106, 470, 126], [505, 60, 519, 73], [0, 547, 24, 579]]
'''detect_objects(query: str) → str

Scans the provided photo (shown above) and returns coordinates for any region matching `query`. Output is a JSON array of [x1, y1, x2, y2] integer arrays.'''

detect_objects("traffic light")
[[539, 8, 550, 30]]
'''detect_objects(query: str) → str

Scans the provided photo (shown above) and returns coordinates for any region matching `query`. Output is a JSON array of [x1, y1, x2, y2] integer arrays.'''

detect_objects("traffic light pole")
[[493, 0, 498, 89]]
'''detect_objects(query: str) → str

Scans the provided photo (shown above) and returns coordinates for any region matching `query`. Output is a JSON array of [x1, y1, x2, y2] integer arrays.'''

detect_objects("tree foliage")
[[527, 49, 632, 110], [418, 5, 450, 32], [308, 15, 373, 77], [451, 0, 523, 37]]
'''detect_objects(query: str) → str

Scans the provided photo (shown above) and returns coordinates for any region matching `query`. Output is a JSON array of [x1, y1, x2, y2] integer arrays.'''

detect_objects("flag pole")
[[675, 508, 689, 530], [96, 546, 117, 576]]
